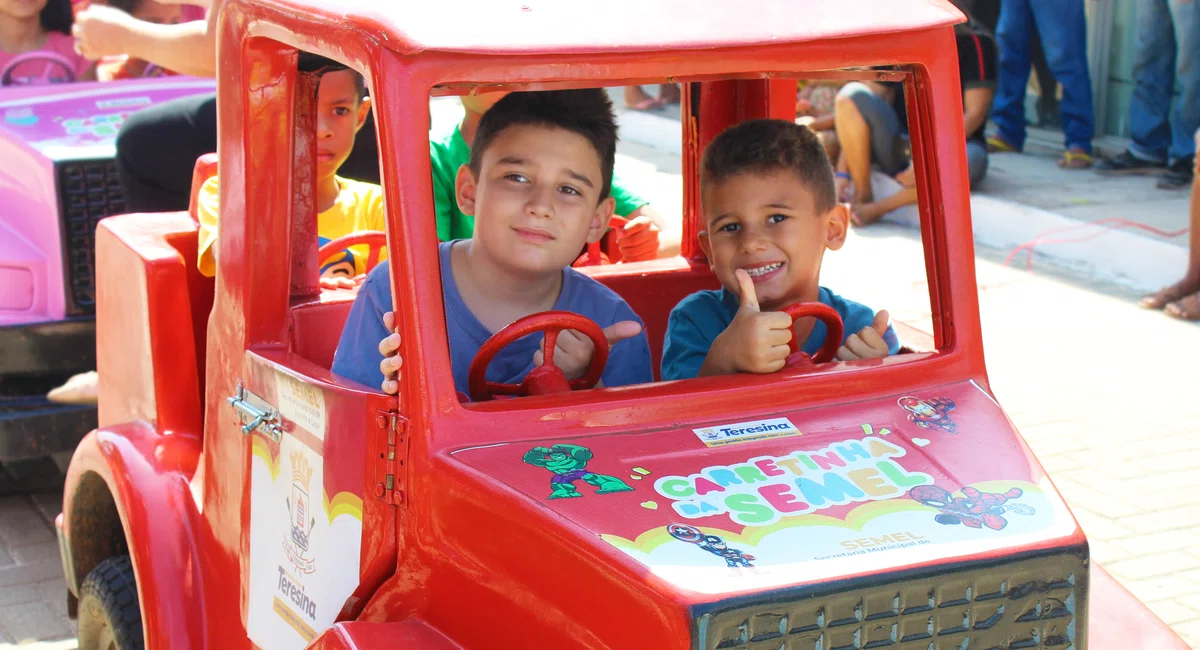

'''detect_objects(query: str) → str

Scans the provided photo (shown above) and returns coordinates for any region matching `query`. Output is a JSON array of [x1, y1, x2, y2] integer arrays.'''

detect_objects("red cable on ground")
[[1004, 218, 1190, 271]]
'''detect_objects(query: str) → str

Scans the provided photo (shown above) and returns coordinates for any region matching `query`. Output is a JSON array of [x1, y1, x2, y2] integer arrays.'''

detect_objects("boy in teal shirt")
[[661, 119, 900, 380], [430, 91, 678, 260]]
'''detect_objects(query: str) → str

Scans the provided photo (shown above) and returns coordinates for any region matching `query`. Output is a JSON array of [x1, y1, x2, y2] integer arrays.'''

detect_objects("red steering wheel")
[[782, 303, 844, 369], [468, 312, 608, 402], [0, 51, 78, 86], [317, 230, 387, 274]]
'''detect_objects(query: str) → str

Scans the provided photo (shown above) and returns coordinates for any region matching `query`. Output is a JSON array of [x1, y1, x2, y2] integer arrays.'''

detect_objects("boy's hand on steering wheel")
[[318, 274, 365, 291], [615, 215, 660, 262], [836, 310, 891, 361], [378, 310, 402, 395], [705, 270, 794, 375], [532, 320, 643, 381], [72, 5, 137, 60]]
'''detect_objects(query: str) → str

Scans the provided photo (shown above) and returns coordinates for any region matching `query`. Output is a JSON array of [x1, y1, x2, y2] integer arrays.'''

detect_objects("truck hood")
[[0, 78, 214, 160], [450, 379, 1080, 596]]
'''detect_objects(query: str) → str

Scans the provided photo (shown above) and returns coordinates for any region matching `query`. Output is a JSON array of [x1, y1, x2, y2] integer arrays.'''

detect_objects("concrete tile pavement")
[[828, 223, 1200, 649], [0, 485, 76, 649]]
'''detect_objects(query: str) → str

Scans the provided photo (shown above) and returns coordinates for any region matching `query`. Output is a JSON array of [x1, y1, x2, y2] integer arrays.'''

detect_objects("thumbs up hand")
[[700, 269, 795, 376], [836, 309, 894, 361]]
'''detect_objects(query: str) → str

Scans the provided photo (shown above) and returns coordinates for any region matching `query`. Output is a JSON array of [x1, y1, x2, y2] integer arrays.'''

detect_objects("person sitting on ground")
[[1139, 128, 1200, 321], [833, 21, 997, 226], [623, 83, 680, 112], [795, 79, 846, 162], [333, 90, 654, 396], [434, 90, 679, 260], [196, 55, 381, 283], [81, 0, 182, 80], [660, 119, 900, 380], [0, 0, 93, 84]]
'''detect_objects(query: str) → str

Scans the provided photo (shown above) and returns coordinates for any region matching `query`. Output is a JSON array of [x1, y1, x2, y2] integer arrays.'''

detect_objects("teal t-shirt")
[[429, 123, 649, 241]]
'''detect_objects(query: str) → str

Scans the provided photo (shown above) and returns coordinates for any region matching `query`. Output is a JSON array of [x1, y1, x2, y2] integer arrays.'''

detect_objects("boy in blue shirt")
[[332, 90, 653, 396], [662, 119, 899, 380]]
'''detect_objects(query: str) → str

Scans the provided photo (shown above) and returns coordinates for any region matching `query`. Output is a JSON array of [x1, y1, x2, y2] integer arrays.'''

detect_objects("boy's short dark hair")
[[467, 90, 618, 201], [701, 119, 837, 214], [297, 52, 367, 101]]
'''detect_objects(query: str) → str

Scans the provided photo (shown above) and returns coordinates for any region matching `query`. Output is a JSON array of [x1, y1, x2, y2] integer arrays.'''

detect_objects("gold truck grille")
[[695, 548, 1086, 650]]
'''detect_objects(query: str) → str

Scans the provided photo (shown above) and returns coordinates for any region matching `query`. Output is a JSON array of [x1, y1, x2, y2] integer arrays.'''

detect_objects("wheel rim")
[[97, 621, 116, 650]]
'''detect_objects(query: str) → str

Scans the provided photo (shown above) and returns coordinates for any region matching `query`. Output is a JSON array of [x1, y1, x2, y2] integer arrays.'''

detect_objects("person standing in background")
[[986, 0, 1096, 169], [1095, 0, 1197, 191]]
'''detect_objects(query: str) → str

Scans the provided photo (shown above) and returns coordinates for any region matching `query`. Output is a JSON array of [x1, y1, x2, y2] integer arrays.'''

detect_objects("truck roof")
[[292, 0, 964, 57]]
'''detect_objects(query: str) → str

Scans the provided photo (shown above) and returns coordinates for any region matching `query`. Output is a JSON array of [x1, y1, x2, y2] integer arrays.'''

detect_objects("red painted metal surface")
[[782, 302, 843, 367], [55, 0, 1188, 648]]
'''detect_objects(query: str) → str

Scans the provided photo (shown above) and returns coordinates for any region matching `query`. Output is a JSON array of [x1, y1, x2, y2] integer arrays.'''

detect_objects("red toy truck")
[[55, 1, 1190, 648]]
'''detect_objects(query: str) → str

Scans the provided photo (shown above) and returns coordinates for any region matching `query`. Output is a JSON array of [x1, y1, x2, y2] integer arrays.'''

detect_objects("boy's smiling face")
[[315, 69, 371, 181], [455, 124, 613, 275], [699, 169, 848, 312]]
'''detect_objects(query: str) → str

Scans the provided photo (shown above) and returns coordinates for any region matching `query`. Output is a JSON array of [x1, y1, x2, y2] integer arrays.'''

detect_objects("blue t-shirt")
[[331, 242, 654, 397], [661, 287, 900, 381]]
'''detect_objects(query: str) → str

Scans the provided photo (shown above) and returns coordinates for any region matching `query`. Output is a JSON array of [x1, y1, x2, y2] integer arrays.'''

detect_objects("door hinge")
[[373, 410, 408, 505]]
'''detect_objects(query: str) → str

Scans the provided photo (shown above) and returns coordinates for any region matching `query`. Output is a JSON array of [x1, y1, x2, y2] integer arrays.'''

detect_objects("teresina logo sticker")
[[692, 417, 801, 447]]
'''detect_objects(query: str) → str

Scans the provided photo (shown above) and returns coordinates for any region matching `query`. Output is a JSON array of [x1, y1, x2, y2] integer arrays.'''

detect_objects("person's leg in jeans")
[[1157, 1, 1200, 188], [1028, 0, 1094, 155], [116, 93, 217, 213], [990, 0, 1034, 151], [1126, 0, 1175, 165], [966, 140, 990, 188]]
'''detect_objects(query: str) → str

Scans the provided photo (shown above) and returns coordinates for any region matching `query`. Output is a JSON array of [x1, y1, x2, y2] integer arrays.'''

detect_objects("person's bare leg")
[[658, 83, 681, 104], [624, 85, 654, 109], [852, 187, 917, 227], [834, 93, 873, 204], [1142, 171, 1200, 310]]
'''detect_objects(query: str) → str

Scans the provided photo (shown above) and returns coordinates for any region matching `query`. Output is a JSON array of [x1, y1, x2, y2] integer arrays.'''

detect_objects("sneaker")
[[1156, 156, 1195, 190], [1095, 150, 1165, 176]]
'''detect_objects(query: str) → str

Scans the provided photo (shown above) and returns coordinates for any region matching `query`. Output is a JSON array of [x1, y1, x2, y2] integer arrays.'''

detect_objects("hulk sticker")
[[523, 444, 634, 500]]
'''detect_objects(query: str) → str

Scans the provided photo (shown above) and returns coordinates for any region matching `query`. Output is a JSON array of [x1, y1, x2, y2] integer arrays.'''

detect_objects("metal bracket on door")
[[227, 382, 283, 442]]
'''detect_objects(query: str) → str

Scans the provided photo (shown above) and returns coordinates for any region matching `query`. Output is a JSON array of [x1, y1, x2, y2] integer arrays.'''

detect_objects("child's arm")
[[72, 1, 218, 78], [835, 310, 894, 361], [698, 270, 793, 376]]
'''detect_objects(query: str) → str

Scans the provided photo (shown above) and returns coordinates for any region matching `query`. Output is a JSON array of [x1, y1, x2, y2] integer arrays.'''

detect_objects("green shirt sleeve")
[[609, 170, 648, 217], [428, 124, 475, 241]]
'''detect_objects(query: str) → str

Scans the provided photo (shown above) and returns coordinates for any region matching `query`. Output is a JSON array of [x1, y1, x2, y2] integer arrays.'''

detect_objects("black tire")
[[77, 555, 144, 650]]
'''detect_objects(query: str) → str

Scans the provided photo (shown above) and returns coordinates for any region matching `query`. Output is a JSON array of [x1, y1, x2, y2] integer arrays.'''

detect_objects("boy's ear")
[[454, 164, 478, 216], [584, 196, 617, 244], [824, 203, 850, 251], [697, 230, 714, 267], [354, 96, 372, 132]]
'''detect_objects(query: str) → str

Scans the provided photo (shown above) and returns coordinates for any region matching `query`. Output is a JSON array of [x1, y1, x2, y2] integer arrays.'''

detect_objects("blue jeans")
[[991, 0, 1095, 152], [1128, 0, 1200, 164]]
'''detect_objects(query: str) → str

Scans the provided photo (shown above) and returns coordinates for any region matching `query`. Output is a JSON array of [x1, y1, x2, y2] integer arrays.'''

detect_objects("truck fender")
[[310, 621, 463, 650], [61, 422, 206, 650]]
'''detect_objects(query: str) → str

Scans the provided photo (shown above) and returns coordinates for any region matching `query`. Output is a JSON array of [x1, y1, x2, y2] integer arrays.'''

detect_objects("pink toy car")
[[0, 74, 213, 472]]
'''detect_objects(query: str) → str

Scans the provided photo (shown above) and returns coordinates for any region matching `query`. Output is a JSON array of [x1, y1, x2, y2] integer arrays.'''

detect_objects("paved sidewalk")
[[0, 463, 74, 647]]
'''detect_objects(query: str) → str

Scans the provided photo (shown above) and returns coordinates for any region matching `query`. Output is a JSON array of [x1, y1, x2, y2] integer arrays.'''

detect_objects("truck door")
[[234, 348, 398, 649]]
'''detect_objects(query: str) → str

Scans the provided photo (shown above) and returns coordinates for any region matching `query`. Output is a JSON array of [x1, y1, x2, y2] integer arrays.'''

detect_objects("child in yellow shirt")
[[195, 54, 384, 279]]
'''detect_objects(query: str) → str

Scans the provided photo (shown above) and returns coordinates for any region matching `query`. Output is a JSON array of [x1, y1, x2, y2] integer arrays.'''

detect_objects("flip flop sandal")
[[1139, 283, 1197, 310], [986, 135, 1018, 153], [627, 97, 665, 111], [1164, 294, 1200, 321], [1058, 150, 1093, 169]]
